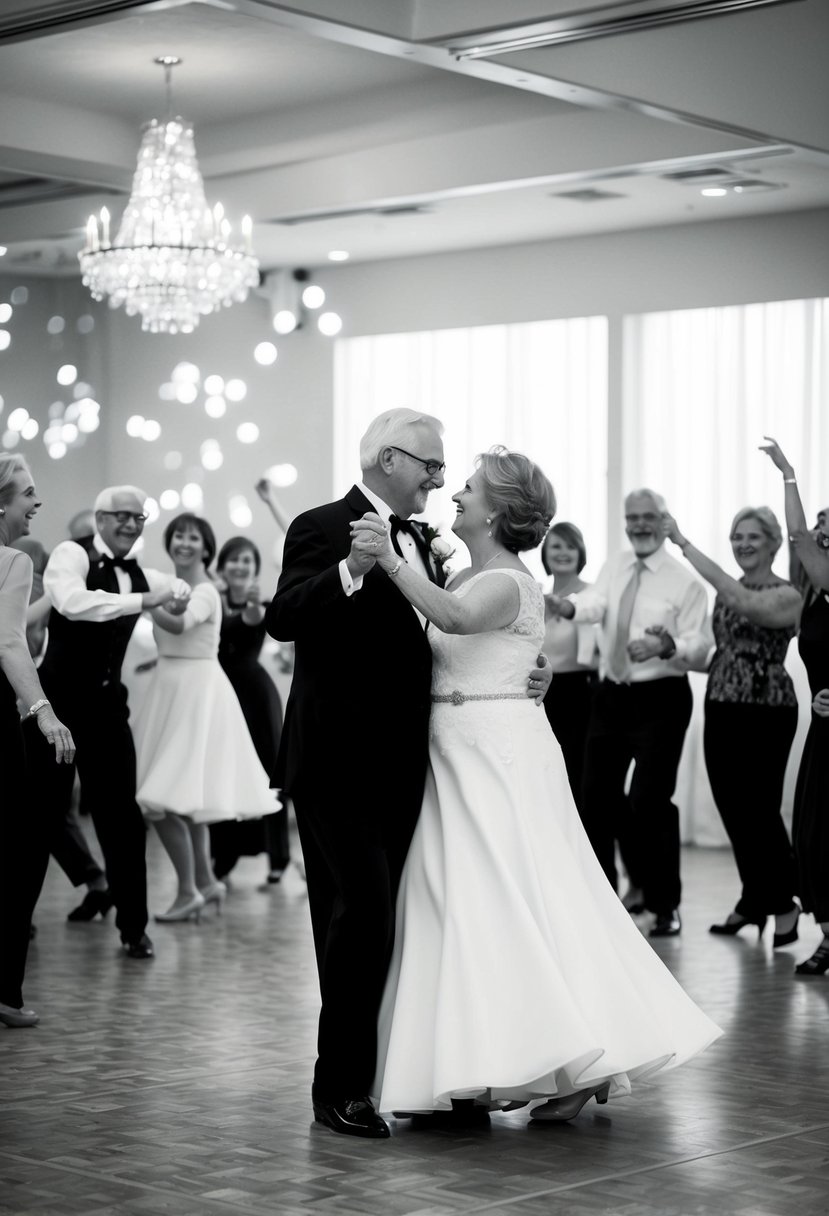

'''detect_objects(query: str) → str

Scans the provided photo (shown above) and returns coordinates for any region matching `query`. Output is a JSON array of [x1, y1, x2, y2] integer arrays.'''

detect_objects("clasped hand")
[[164, 578, 192, 615], [348, 512, 394, 574]]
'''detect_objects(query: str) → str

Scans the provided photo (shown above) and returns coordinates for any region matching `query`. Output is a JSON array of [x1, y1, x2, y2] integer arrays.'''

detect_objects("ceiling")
[[0, 0, 827, 275]]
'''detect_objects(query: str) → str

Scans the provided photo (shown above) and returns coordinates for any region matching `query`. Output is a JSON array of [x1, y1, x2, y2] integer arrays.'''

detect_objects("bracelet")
[[387, 559, 404, 578], [26, 698, 49, 718], [783, 477, 797, 485]]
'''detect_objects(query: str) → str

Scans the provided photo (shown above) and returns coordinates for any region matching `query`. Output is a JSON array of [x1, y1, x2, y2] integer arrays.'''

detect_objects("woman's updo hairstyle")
[[163, 513, 217, 568], [476, 446, 556, 554]]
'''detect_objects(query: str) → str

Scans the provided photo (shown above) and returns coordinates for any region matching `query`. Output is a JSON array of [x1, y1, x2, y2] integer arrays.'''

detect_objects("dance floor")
[[2, 835, 828, 1216]]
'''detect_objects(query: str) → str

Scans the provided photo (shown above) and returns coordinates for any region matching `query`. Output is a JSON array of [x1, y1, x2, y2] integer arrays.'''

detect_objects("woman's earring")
[[486, 516, 492, 537]]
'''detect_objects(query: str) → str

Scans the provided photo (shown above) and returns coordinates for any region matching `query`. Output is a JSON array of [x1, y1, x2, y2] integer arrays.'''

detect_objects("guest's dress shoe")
[[621, 886, 645, 915], [67, 888, 113, 922], [0, 1002, 39, 1028], [198, 882, 226, 914], [795, 938, 829, 976], [650, 910, 681, 937], [710, 912, 766, 939], [122, 933, 154, 959], [773, 904, 801, 948], [312, 1096, 390, 1139], [530, 1082, 610, 1123], [155, 893, 205, 923]]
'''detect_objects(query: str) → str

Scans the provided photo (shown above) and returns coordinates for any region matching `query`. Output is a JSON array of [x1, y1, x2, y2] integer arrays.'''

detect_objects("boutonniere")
[[423, 525, 455, 568]]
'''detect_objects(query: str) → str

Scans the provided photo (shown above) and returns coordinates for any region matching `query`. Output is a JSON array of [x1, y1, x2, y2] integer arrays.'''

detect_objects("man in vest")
[[26, 486, 190, 958]]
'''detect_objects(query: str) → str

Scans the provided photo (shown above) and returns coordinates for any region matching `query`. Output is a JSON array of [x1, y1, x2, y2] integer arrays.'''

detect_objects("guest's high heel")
[[794, 938, 829, 976], [530, 1082, 611, 1123], [773, 904, 801, 948], [67, 888, 114, 922], [155, 893, 205, 923], [709, 913, 767, 939], [199, 881, 227, 915], [0, 1002, 39, 1028]]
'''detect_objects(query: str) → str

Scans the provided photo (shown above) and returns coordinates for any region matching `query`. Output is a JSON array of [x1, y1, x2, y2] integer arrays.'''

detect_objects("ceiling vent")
[[727, 178, 786, 194], [661, 166, 734, 185], [552, 188, 625, 202], [268, 203, 432, 226]]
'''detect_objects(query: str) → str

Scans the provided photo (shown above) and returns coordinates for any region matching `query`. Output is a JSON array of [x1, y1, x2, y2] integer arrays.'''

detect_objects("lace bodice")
[[429, 569, 544, 697]]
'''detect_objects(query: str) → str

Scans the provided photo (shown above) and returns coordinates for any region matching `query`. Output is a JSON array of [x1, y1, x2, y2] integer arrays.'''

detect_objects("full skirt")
[[374, 699, 721, 1112]]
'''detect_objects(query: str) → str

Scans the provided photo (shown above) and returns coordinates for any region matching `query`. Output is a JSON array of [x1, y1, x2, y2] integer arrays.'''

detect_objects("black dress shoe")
[[650, 910, 681, 937], [68, 889, 113, 922], [312, 1097, 390, 1139], [122, 933, 155, 959]]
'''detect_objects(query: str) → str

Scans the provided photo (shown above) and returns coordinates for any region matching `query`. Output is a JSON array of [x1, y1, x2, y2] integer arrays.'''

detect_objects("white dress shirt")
[[44, 534, 183, 621], [571, 545, 709, 683], [339, 484, 430, 596]]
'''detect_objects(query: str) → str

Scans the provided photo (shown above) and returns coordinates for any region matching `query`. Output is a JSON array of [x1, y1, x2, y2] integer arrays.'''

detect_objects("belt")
[[431, 690, 526, 706]]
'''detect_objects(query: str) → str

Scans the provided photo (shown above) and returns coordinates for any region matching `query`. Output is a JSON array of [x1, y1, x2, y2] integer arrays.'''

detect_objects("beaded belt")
[[431, 690, 526, 706]]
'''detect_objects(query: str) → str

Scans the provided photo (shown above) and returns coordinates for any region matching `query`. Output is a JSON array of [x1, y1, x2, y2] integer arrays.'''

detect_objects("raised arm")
[[662, 514, 801, 628], [759, 438, 829, 591]]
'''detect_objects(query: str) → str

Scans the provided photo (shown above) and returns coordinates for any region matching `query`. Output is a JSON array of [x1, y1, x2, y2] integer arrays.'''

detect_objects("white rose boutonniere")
[[424, 526, 455, 575]]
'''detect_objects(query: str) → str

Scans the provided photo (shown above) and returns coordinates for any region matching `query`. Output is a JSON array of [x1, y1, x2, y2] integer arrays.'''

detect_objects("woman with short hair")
[[133, 514, 277, 922], [663, 505, 802, 945]]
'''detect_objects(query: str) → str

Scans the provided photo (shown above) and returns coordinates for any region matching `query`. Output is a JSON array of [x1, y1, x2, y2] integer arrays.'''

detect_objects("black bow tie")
[[102, 554, 138, 572], [389, 515, 417, 536]]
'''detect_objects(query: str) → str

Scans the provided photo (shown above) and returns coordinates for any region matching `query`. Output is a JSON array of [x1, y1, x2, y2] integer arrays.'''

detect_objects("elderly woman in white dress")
[[133, 513, 277, 922]]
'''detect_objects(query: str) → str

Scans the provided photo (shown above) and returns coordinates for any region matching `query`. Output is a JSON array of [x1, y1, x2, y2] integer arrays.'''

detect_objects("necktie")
[[609, 560, 645, 682]]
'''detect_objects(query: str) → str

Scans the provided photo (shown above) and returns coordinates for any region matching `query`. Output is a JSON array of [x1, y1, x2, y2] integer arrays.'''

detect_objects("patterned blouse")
[[706, 584, 797, 707]]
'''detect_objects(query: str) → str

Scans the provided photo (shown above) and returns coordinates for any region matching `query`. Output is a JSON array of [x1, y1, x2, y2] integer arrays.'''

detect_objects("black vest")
[[39, 538, 149, 693]]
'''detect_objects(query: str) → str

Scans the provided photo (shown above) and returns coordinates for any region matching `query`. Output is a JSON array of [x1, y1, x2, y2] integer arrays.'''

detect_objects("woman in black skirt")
[[0, 455, 75, 1027], [209, 536, 289, 883], [762, 437, 829, 976]]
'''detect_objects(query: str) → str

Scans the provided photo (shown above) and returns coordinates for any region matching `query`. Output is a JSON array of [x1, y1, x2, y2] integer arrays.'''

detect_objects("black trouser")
[[51, 802, 106, 887], [24, 684, 148, 944], [581, 676, 693, 914], [0, 692, 49, 1009], [704, 700, 798, 917], [210, 807, 290, 878], [293, 793, 415, 1101], [543, 670, 598, 814]]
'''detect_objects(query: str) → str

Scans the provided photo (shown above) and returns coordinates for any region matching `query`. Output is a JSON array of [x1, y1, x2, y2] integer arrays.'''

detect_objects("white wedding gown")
[[373, 568, 721, 1114]]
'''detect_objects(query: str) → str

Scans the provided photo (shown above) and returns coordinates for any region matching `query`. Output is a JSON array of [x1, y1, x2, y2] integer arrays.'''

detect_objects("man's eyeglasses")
[[99, 511, 148, 525], [388, 446, 445, 477]]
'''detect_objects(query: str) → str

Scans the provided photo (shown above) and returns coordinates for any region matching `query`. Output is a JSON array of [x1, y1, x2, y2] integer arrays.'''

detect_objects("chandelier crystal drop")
[[79, 58, 259, 335]]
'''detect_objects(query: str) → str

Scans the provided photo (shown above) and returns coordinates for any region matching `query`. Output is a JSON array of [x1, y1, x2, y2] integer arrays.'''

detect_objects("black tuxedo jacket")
[[266, 487, 436, 835]]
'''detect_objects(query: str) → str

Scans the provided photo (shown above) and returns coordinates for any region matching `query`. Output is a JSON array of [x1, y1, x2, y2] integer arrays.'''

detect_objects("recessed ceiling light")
[[701, 187, 728, 197], [328, 250, 350, 262], [0, 246, 7, 256]]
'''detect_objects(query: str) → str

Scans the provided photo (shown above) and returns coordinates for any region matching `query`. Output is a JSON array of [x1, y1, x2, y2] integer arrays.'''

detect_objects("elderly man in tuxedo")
[[24, 486, 189, 959], [548, 488, 709, 939], [268, 409, 551, 1139]]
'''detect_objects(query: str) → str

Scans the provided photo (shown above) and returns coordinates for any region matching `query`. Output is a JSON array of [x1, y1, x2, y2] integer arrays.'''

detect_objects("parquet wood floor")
[[2, 836, 828, 1216]]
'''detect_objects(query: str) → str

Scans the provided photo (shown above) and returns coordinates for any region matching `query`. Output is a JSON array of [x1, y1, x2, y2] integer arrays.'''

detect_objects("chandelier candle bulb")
[[100, 207, 110, 247]]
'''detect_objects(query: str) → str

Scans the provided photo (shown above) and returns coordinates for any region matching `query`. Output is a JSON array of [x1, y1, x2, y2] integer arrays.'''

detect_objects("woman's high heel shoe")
[[709, 913, 767, 939], [155, 893, 205, 923], [794, 937, 829, 976], [530, 1082, 611, 1123], [0, 1002, 39, 1028], [773, 904, 801, 948], [199, 881, 227, 915]]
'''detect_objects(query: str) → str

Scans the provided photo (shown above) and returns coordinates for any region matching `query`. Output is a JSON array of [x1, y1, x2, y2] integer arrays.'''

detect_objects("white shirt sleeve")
[[672, 577, 710, 667], [571, 560, 611, 624], [339, 558, 363, 597], [43, 544, 182, 621]]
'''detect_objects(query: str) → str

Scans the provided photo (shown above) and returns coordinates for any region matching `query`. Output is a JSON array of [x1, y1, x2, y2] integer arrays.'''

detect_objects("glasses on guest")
[[98, 511, 148, 525], [388, 446, 446, 476]]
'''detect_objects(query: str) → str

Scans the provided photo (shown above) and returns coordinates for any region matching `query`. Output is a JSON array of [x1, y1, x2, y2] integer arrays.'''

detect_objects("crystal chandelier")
[[79, 57, 259, 335]]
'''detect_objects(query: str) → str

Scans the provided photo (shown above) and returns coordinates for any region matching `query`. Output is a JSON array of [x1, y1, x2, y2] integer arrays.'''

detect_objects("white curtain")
[[334, 317, 608, 579], [623, 297, 829, 844]]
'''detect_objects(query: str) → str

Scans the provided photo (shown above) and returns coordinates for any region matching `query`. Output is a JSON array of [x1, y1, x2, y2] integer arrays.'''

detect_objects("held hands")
[[163, 578, 192, 615], [348, 512, 395, 577], [545, 593, 575, 619], [813, 689, 829, 719], [36, 706, 76, 764], [759, 436, 795, 480]]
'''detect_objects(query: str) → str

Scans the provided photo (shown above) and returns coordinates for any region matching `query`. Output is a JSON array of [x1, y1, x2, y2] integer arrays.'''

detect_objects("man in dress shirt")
[[268, 409, 551, 1139], [24, 486, 189, 959], [548, 489, 708, 937]]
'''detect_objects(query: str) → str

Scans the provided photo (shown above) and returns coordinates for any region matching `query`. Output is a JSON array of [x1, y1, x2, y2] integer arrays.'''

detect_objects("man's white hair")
[[94, 485, 149, 513], [359, 409, 444, 471], [625, 487, 667, 514]]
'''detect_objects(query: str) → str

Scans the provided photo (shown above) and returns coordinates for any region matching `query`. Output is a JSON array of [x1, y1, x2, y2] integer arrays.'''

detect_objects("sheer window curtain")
[[623, 297, 829, 844], [334, 317, 608, 579]]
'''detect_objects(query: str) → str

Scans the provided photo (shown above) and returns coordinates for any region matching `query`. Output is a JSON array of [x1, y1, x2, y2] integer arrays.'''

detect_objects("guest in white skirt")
[[133, 514, 277, 922]]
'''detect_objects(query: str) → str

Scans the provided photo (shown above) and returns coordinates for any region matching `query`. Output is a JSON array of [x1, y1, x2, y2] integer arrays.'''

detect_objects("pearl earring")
[[486, 517, 492, 536]]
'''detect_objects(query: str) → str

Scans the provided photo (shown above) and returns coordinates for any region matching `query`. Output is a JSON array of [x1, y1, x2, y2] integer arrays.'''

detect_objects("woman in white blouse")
[[133, 514, 277, 923], [540, 522, 598, 813]]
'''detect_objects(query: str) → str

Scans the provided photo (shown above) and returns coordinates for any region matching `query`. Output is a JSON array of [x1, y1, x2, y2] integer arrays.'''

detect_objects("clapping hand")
[[759, 436, 795, 479], [348, 512, 394, 574], [245, 581, 262, 607]]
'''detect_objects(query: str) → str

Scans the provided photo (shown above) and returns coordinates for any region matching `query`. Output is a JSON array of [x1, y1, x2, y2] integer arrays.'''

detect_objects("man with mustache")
[[24, 486, 190, 959], [267, 409, 551, 1139], [548, 488, 708, 938]]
